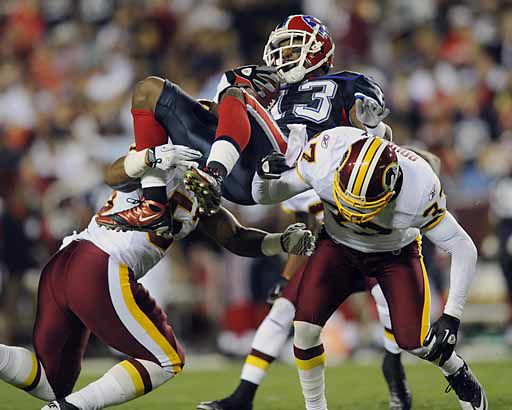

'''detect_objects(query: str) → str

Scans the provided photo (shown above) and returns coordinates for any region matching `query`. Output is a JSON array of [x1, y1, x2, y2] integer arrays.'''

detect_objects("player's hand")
[[280, 223, 316, 256], [423, 313, 460, 366], [266, 277, 289, 305], [225, 65, 280, 108], [146, 144, 202, 171], [354, 93, 390, 128], [257, 151, 291, 179]]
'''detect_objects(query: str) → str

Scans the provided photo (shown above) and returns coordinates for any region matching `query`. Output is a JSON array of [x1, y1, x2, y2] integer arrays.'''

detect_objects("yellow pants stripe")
[[245, 354, 271, 371], [417, 237, 431, 344], [296, 352, 327, 371], [18, 353, 38, 388], [120, 360, 145, 397], [118, 265, 182, 373]]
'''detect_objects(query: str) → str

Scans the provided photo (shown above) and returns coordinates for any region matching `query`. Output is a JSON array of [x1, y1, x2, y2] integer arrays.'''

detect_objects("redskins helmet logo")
[[382, 162, 399, 191]]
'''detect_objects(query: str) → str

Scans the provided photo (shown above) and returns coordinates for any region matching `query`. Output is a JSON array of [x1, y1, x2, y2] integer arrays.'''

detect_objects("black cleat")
[[197, 399, 252, 410], [445, 361, 488, 409], [41, 399, 81, 410], [382, 352, 412, 410]]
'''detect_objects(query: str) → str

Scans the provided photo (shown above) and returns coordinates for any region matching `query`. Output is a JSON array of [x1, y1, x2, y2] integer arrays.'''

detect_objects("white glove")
[[354, 92, 390, 128], [280, 223, 316, 256], [147, 144, 202, 171]]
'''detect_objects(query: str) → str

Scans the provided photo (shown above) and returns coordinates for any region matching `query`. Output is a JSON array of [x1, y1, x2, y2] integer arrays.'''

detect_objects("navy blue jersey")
[[270, 71, 385, 139]]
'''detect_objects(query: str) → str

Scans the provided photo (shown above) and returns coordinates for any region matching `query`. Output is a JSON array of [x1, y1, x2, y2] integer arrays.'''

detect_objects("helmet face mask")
[[263, 15, 335, 84], [332, 138, 399, 224]]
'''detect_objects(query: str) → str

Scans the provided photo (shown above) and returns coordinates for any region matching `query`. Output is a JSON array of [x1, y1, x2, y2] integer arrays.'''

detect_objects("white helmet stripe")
[[360, 141, 387, 197], [347, 137, 375, 192]]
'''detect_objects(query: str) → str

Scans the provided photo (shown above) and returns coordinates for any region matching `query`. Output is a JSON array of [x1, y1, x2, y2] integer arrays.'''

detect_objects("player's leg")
[[44, 242, 184, 410], [294, 238, 364, 410], [369, 282, 412, 410], [0, 242, 90, 403], [96, 77, 217, 232], [185, 88, 287, 211], [376, 238, 487, 410]]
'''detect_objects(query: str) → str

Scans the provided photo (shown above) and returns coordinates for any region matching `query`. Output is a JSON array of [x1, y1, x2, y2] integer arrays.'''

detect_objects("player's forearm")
[[104, 156, 141, 192], [252, 169, 309, 204], [281, 254, 309, 280], [424, 212, 478, 319]]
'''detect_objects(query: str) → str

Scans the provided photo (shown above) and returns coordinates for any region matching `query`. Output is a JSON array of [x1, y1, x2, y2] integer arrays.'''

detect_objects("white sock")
[[141, 168, 166, 189], [370, 285, 402, 355], [241, 298, 295, 385], [439, 352, 464, 376], [294, 322, 327, 410], [66, 359, 174, 410], [0, 344, 55, 401], [207, 140, 240, 175]]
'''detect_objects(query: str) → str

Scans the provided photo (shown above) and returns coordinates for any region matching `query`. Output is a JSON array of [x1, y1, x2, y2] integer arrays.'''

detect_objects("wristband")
[[124, 149, 148, 178], [262, 233, 284, 256], [364, 121, 386, 138]]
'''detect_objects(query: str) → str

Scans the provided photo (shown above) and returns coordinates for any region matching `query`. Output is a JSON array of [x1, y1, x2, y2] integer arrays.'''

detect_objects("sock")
[[132, 109, 167, 151], [240, 298, 295, 386], [294, 344, 327, 410], [227, 379, 258, 406], [132, 109, 168, 203], [141, 168, 167, 204], [371, 285, 402, 354], [439, 352, 464, 376], [0, 344, 55, 401], [66, 359, 174, 410], [207, 95, 251, 176], [294, 321, 327, 410]]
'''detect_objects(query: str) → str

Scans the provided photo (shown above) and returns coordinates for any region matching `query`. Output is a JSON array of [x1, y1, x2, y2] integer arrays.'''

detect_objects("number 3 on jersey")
[[293, 80, 337, 123], [274, 79, 338, 123]]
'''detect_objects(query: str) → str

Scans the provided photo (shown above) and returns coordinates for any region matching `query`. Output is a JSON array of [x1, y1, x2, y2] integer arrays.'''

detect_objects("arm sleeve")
[[252, 168, 311, 204], [424, 212, 478, 319]]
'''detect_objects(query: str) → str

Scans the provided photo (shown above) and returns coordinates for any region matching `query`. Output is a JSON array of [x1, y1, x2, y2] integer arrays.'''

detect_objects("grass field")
[[1, 360, 511, 410]]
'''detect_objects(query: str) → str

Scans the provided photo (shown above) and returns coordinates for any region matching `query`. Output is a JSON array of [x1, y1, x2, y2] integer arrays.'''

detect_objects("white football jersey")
[[296, 127, 446, 253], [66, 167, 199, 279], [281, 190, 323, 222]]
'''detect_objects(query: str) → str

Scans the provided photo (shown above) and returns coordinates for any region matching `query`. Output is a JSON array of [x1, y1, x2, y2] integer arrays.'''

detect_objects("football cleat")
[[183, 167, 223, 216], [382, 352, 412, 410], [41, 399, 81, 410], [95, 198, 172, 234], [445, 361, 488, 410], [197, 399, 252, 410]]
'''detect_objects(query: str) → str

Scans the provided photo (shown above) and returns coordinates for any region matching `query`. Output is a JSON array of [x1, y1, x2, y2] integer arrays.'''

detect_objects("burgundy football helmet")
[[263, 15, 335, 84], [333, 137, 399, 223]]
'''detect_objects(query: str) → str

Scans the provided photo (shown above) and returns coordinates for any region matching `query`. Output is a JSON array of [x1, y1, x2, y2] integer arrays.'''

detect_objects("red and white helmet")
[[263, 15, 335, 84]]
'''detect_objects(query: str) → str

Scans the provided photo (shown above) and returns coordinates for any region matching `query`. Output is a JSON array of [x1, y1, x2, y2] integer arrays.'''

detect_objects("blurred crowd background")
[[1, 0, 511, 361]]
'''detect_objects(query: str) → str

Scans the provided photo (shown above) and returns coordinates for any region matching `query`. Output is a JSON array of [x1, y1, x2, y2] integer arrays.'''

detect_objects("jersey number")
[[293, 80, 338, 123]]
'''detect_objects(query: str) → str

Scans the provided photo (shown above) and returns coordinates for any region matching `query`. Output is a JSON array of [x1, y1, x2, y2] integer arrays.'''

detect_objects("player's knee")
[[268, 297, 295, 328], [132, 76, 165, 110], [293, 321, 322, 349], [220, 86, 245, 102], [394, 332, 423, 351]]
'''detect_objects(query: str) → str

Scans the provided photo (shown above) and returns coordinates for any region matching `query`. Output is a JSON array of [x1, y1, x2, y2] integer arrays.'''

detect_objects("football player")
[[198, 189, 412, 410], [95, 14, 390, 231], [251, 127, 488, 410], [0, 147, 316, 410]]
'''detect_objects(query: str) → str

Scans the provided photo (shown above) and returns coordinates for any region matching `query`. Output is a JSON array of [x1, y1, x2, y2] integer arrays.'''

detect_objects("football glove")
[[146, 144, 202, 171], [423, 313, 460, 367], [354, 92, 390, 128], [280, 223, 316, 256], [257, 151, 291, 179], [225, 65, 281, 108], [266, 277, 289, 305]]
